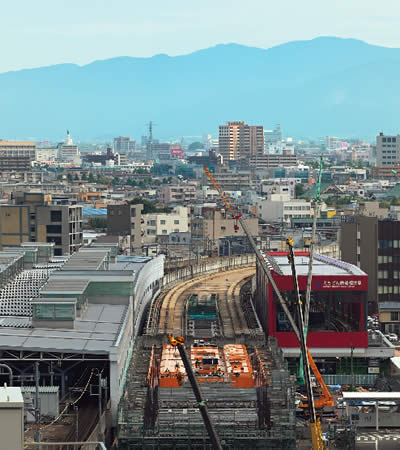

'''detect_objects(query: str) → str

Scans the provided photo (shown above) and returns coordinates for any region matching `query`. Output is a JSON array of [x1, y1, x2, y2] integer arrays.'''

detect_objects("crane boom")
[[168, 334, 223, 450], [202, 166, 326, 450], [202, 166, 301, 339]]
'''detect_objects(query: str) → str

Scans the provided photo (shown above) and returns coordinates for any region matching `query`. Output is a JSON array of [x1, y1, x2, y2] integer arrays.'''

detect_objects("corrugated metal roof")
[[21, 386, 59, 393], [40, 278, 89, 294]]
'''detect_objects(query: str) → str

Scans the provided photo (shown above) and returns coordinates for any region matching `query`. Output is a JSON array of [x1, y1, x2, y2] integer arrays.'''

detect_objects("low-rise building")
[[257, 195, 312, 224], [143, 206, 189, 243], [107, 202, 143, 254], [0, 192, 82, 256], [157, 184, 197, 205], [191, 206, 258, 252]]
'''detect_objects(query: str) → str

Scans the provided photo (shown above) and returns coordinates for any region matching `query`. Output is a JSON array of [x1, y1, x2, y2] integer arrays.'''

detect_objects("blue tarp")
[[83, 208, 107, 216]]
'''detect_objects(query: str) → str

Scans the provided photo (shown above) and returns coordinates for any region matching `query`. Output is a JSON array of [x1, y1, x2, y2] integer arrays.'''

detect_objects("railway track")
[[156, 266, 255, 338]]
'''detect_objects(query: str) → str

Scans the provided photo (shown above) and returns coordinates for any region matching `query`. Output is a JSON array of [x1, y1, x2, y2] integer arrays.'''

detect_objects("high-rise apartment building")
[[218, 121, 264, 162], [0, 192, 82, 256], [376, 132, 400, 166], [113, 136, 136, 154]]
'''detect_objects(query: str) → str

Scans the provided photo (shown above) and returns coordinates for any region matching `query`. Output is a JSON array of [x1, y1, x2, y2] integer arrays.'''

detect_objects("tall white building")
[[57, 131, 81, 165], [376, 132, 400, 166], [113, 136, 136, 154]]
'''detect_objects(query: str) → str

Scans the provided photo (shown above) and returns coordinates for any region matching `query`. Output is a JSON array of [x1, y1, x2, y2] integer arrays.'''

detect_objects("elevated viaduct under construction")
[[118, 261, 297, 449]]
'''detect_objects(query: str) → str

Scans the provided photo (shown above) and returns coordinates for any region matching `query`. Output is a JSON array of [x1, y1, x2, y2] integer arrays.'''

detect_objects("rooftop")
[[266, 252, 366, 277], [0, 303, 127, 354]]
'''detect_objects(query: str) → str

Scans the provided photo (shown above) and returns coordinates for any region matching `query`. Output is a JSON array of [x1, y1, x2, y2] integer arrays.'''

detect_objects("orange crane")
[[203, 166, 329, 449]]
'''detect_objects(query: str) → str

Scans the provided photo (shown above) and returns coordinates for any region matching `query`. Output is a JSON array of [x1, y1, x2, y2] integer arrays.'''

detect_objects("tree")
[[57, 174, 63, 181], [88, 172, 95, 183], [188, 141, 204, 151], [81, 172, 88, 180], [129, 197, 172, 214], [74, 173, 79, 181], [67, 173, 73, 183], [391, 196, 400, 206], [380, 200, 391, 209], [87, 217, 107, 230], [295, 184, 305, 198], [112, 176, 120, 186]]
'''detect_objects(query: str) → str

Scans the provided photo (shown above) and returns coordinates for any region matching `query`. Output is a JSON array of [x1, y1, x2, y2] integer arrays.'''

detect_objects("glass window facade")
[[34, 303, 75, 320]]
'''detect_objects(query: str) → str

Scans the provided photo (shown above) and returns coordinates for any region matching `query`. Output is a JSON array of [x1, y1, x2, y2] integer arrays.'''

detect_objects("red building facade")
[[255, 252, 368, 350]]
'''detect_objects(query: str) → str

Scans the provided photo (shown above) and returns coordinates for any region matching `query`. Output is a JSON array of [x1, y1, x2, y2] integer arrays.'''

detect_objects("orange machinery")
[[159, 343, 255, 389], [159, 344, 186, 388]]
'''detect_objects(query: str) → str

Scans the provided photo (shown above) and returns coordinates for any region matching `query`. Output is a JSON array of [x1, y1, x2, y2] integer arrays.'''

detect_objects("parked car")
[[384, 333, 398, 343]]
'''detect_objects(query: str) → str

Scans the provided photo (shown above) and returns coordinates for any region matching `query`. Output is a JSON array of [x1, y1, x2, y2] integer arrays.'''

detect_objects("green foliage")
[[88, 172, 95, 183], [81, 172, 88, 180], [74, 173, 79, 181], [87, 217, 107, 230], [380, 200, 391, 209], [295, 184, 305, 198], [188, 141, 204, 151], [67, 173, 73, 182], [391, 196, 400, 206], [325, 195, 353, 206], [112, 176, 120, 185], [129, 197, 172, 214]]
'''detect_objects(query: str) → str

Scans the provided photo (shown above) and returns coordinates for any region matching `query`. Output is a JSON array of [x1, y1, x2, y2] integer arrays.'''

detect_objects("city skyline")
[[1, 0, 400, 72]]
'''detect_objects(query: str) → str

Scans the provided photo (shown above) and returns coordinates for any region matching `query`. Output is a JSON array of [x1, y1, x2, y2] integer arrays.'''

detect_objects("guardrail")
[[145, 254, 256, 335], [24, 443, 107, 450]]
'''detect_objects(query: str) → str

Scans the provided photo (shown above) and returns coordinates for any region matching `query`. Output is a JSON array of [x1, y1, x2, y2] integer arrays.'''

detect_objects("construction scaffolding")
[[118, 337, 296, 449]]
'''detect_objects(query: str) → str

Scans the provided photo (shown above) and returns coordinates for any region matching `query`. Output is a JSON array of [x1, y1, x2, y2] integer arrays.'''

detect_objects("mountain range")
[[1, 36, 400, 141]]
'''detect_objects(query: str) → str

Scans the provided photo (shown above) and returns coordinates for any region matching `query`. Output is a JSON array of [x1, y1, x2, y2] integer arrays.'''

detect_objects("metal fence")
[[322, 374, 378, 386], [24, 442, 107, 450]]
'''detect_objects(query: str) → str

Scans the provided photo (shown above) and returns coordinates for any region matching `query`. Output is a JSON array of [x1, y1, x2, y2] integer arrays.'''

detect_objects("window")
[[395, 286, 399, 294], [50, 210, 62, 222], [394, 271, 399, 279], [378, 271, 383, 279], [378, 256, 383, 264], [131, 208, 136, 217], [378, 286, 384, 294], [118, 210, 122, 216], [162, 229, 167, 234], [395, 240, 399, 249], [109, 210, 114, 216], [391, 312, 399, 321], [46, 225, 62, 234], [174, 220, 179, 225], [34, 303, 74, 320], [160, 220, 166, 225]]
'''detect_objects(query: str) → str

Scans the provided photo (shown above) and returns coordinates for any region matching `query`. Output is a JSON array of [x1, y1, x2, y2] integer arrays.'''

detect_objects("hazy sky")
[[2, 0, 400, 73]]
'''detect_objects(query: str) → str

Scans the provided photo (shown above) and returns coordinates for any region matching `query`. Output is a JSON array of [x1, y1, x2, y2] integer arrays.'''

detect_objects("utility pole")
[[350, 345, 354, 391], [92, 369, 103, 441], [74, 405, 79, 450], [35, 362, 41, 450]]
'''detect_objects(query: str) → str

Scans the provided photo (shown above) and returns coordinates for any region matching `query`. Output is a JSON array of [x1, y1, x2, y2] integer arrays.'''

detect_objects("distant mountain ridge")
[[1, 37, 400, 141]]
